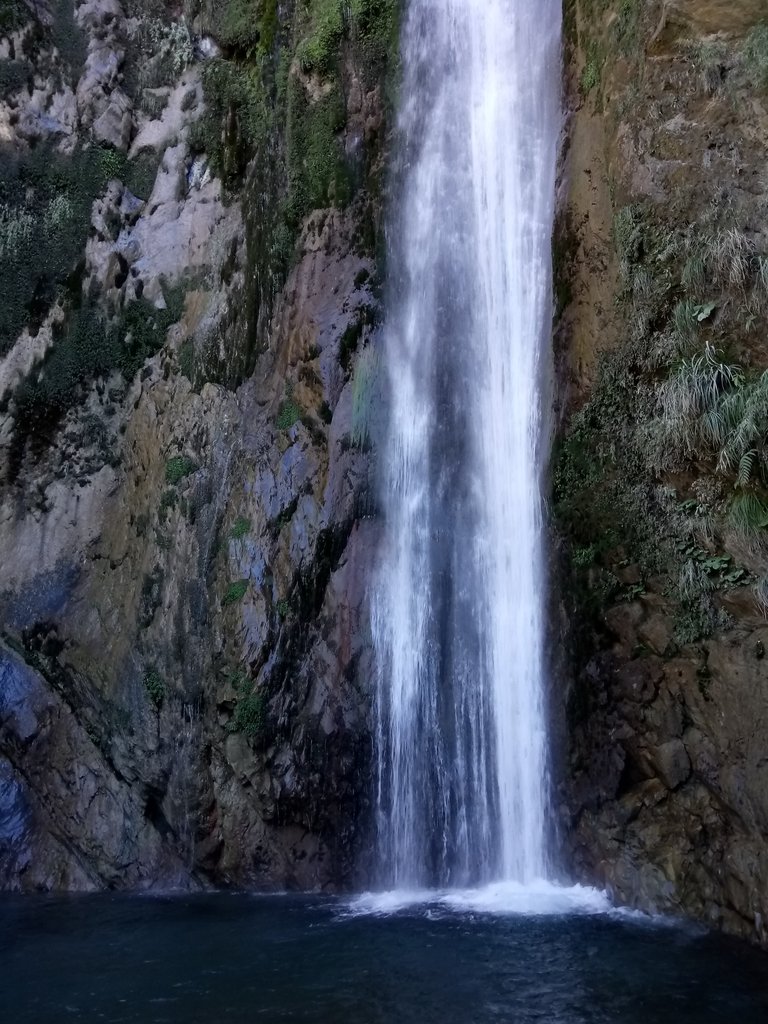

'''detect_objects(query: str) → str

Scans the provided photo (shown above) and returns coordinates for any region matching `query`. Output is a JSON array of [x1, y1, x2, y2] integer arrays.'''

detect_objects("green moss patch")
[[222, 579, 249, 606], [0, 143, 162, 356], [230, 516, 251, 539], [165, 455, 198, 485], [228, 671, 266, 737]]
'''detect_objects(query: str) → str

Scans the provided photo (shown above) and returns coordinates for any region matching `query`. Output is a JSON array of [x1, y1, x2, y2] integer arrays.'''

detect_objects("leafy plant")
[[692, 301, 716, 322], [0, 0, 27, 34], [276, 390, 301, 430], [614, 0, 640, 53], [296, 0, 346, 75], [190, 59, 270, 183], [12, 292, 183, 466], [674, 593, 729, 645], [581, 53, 601, 94], [229, 673, 266, 737], [178, 339, 196, 382], [572, 545, 596, 569], [143, 668, 166, 709], [158, 488, 178, 521]]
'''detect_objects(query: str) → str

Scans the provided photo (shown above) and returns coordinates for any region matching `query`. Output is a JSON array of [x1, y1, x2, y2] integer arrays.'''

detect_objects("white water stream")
[[373, 0, 562, 890]]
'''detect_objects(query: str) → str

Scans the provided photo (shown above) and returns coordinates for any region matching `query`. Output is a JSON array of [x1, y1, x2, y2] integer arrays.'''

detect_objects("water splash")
[[372, 0, 562, 888], [345, 881, 613, 919]]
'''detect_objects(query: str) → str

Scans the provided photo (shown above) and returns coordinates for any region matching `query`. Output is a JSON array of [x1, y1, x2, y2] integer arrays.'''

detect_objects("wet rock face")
[[0, 642, 189, 889], [566, 595, 768, 943], [556, 0, 768, 944], [0, 0, 393, 891]]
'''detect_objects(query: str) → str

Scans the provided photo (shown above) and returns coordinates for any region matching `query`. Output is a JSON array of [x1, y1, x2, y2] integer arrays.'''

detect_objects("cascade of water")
[[373, 0, 562, 889]]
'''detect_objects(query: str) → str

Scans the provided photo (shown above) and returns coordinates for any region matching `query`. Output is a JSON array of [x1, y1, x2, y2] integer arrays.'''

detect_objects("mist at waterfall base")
[[3, 892, 768, 1023]]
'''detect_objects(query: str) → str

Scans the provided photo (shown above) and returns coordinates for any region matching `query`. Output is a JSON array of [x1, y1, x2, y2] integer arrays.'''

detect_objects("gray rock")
[[652, 740, 691, 791], [92, 88, 133, 150]]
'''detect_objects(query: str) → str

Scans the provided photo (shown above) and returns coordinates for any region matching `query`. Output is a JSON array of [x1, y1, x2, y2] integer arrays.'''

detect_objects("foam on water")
[[345, 882, 613, 920]]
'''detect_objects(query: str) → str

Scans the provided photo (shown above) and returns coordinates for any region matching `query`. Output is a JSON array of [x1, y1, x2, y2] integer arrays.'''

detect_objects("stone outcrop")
[[556, 0, 768, 945], [0, 0, 392, 891]]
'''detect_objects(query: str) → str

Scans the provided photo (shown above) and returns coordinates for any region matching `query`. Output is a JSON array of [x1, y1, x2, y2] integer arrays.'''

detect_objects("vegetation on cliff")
[[557, 3, 768, 646], [555, 0, 768, 944]]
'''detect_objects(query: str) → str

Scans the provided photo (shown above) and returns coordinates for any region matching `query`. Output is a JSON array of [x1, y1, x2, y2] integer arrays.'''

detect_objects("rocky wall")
[[0, 0, 397, 891], [556, 0, 768, 945]]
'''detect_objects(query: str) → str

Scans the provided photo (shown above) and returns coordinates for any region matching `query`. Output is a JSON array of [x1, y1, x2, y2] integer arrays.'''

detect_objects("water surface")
[[2, 892, 767, 1023]]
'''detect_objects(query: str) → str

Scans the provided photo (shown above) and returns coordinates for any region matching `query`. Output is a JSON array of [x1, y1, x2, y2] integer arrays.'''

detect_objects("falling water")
[[373, 0, 562, 889]]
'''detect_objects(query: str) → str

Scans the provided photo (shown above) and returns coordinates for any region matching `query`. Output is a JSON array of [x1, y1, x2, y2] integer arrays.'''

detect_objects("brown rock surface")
[[557, 0, 768, 946]]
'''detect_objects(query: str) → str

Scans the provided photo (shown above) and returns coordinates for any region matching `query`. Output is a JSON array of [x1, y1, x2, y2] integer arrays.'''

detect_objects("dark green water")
[[1, 892, 767, 1023]]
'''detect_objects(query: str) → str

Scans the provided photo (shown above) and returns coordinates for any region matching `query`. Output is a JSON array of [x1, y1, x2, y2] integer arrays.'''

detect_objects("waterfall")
[[372, 0, 562, 889]]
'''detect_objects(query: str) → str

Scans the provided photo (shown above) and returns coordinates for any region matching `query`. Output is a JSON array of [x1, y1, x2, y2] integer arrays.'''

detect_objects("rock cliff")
[[0, 0, 395, 891], [556, 0, 768, 945]]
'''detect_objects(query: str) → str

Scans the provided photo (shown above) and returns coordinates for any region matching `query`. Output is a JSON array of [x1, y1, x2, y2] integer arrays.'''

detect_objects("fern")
[[737, 450, 757, 487]]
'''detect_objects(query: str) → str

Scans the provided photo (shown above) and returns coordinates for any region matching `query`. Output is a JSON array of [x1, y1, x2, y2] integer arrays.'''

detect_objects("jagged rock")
[[195, 36, 220, 60], [75, 0, 134, 150], [92, 86, 132, 148], [652, 740, 692, 790], [15, 84, 77, 145], [129, 71, 203, 158]]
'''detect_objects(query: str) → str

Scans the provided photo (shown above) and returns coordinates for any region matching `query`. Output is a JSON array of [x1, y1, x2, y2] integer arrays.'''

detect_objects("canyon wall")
[[0, 0, 394, 891], [556, 0, 768, 945]]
